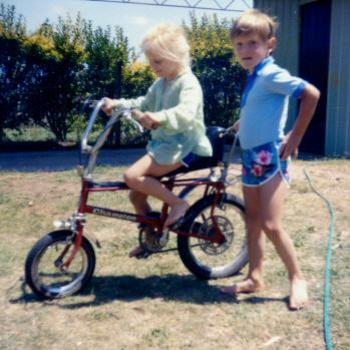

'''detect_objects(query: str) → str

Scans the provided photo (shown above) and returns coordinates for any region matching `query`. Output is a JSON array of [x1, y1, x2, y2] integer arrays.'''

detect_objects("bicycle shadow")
[[11, 274, 241, 308], [11, 274, 288, 309], [240, 295, 289, 307], [81, 274, 229, 306]]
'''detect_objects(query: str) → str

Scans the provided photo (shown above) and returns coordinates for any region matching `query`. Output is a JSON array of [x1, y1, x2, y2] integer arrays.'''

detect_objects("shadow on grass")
[[11, 274, 241, 308], [11, 274, 288, 309], [240, 295, 289, 307], [80, 274, 233, 306]]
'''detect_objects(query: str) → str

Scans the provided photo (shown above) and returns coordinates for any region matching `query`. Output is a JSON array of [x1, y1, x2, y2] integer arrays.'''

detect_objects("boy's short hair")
[[230, 9, 278, 40], [141, 24, 191, 68]]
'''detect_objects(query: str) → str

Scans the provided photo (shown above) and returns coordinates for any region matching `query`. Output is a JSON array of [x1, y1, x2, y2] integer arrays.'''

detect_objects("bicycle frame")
[[79, 176, 226, 240], [60, 177, 227, 269], [59, 99, 238, 268]]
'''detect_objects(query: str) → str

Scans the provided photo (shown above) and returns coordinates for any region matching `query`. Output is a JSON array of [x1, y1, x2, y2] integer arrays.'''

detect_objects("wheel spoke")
[[178, 194, 248, 279]]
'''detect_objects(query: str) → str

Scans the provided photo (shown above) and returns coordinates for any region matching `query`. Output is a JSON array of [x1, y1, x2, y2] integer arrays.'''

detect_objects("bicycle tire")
[[177, 193, 248, 279], [25, 230, 96, 299]]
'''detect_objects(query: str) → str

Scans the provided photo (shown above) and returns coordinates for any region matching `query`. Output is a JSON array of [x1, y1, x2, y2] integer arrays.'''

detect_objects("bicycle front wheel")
[[177, 193, 248, 279], [25, 230, 96, 299]]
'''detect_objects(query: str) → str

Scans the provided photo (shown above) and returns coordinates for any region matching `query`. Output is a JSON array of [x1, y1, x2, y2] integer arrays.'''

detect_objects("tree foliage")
[[0, 4, 28, 141], [0, 4, 244, 144], [82, 22, 129, 99], [23, 16, 87, 141], [184, 13, 245, 127], [121, 61, 155, 98]]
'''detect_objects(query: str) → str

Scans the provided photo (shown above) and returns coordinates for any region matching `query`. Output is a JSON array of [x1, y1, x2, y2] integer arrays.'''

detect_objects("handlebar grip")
[[81, 99, 145, 159]]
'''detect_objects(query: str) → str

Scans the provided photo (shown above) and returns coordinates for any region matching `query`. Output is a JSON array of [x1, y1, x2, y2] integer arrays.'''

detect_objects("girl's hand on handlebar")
[[132, 110, 160, 130], [101, 97, 116, 116]]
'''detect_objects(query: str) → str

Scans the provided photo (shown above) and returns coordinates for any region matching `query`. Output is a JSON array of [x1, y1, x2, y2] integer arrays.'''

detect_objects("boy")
[[220, 9, 320, 310]]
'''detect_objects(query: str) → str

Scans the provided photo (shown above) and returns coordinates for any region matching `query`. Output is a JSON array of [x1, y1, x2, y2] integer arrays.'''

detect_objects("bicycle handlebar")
[[80, 97, 239, 179], [123, 109, 144, 134], [81, 98, 144, 155], [80, 97, 144, 178], [81, 99, 104, 154]]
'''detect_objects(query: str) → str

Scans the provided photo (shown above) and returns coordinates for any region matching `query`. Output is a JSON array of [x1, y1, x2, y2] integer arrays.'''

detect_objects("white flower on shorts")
[[255, 150, 272, 165]]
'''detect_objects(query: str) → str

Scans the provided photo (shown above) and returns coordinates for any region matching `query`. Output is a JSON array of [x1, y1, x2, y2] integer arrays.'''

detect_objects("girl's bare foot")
[[165, 201, 189, 227], [220, 278, 264, 295], [289, 279, 308, 310]]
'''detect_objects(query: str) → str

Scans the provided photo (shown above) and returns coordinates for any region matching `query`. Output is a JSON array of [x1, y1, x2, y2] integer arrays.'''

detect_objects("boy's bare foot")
[[220, 278, 264, 295], [128, 245, 144, 258], [164, 201, 189, 227], [289, 279, 308, 310]]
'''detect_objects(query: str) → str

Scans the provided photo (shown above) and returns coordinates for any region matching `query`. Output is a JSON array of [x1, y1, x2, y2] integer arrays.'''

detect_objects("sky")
[[4, 0, 252, 52]]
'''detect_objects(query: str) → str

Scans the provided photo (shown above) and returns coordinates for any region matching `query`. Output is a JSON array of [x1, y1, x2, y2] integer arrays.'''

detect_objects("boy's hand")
[[280, 132, 302, 160], [280, 84, 320, 160], [226, 119, 240, 134], [134, 111, 160, 130], [101, 97, 116, 116], [232, 119, 240, 132]]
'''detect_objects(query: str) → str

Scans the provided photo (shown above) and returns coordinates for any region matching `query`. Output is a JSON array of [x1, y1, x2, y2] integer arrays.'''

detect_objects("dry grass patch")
[[0, 159, 349, 349]]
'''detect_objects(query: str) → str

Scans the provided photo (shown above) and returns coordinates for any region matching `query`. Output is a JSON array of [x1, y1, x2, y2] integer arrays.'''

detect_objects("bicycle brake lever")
[[126, 109, 144, 133]]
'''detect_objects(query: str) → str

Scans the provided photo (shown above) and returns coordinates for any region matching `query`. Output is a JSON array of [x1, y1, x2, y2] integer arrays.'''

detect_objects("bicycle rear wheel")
[[25, 230, 95, 299], [177, 193, 248, 279]]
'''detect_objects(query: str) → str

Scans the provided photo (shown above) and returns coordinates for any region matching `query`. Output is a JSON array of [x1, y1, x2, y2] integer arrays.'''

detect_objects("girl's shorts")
[[241, 141, 290, 187], [181, 152, 200, 167]]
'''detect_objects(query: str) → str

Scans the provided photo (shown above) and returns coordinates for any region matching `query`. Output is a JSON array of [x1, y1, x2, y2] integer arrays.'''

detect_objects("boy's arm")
[[232, 119, 240, 132], [280, 83, 320, 160]]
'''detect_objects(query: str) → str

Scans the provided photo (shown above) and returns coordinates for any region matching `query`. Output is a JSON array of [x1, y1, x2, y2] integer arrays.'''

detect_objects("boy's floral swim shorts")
[[241, 141, 290, 187]]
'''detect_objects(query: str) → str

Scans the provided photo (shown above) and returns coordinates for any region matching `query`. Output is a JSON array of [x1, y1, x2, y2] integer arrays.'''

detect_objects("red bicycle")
[[25, 98, 248, 299]]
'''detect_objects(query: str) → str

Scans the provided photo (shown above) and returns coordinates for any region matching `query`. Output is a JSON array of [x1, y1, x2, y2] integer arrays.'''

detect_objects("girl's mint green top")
[[114, 68, 213, 165]]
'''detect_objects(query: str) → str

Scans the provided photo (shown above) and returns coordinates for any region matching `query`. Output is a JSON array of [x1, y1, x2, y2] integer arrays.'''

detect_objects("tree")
[[184, 13, 245, 127], [0, 3, 28, 142], [0, 6, 246, 146], [82, 22, 129, 99], [121, 60, 155, 98], [81, 21, 131, 146], [22, 16, 87, 141]]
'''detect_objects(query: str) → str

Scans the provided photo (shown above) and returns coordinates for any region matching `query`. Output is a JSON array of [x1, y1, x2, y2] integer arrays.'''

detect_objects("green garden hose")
[[303, 169, 334, 350]]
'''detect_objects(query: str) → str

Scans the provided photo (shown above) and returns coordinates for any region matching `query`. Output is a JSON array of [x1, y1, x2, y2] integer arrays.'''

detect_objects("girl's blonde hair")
[[230, 9, 278, 40], [141, 24, 191, 68]]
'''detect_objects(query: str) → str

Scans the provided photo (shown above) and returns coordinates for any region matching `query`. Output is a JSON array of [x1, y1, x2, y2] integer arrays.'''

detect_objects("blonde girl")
[[102, 24, 212, 257]]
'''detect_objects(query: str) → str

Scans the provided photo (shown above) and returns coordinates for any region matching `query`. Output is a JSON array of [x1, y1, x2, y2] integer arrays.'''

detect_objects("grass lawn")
[[0, 159, 349, 349]]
